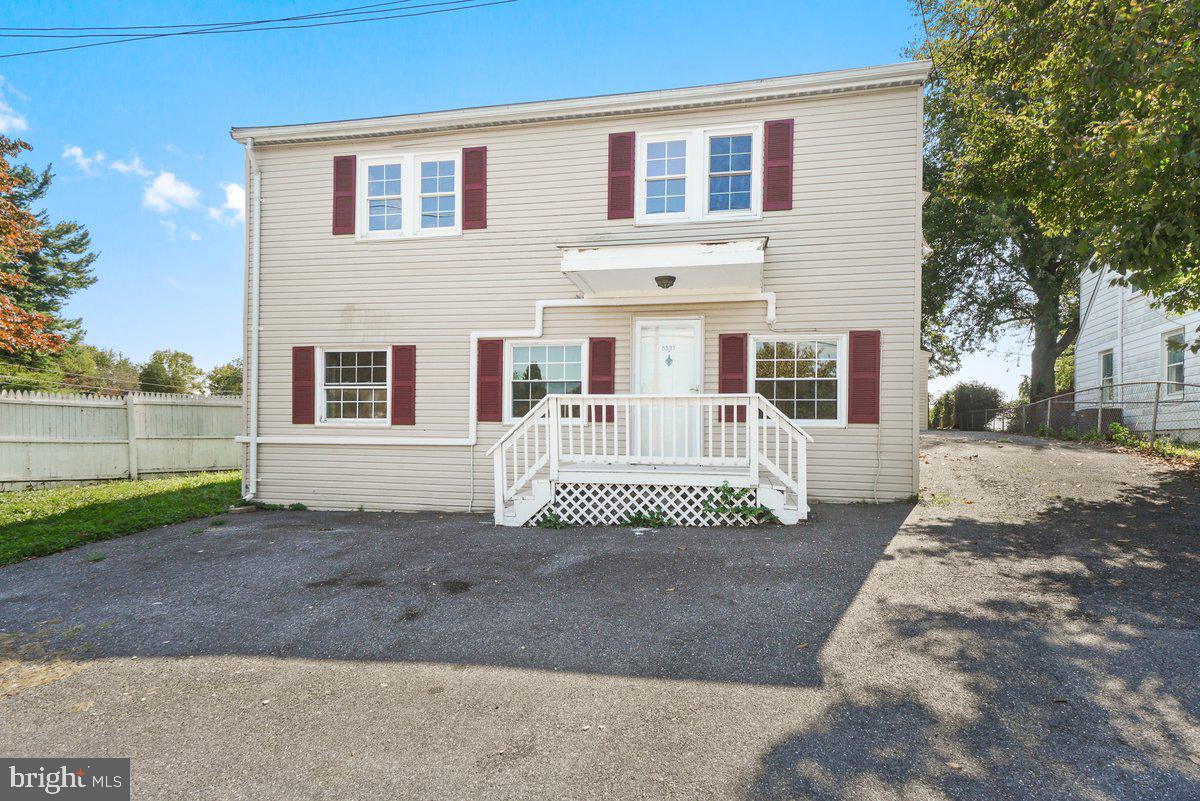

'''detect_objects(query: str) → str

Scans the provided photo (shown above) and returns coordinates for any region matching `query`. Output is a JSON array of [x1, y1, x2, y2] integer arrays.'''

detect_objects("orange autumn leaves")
[[0, 135, 64, 355]]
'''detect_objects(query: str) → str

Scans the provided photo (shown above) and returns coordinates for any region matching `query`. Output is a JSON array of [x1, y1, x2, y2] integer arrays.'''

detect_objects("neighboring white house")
[[230, 61, 932, 525], [1077, 267, 1197, 439]]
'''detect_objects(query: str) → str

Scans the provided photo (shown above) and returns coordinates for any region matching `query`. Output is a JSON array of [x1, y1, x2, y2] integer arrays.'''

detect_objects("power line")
[[0, 0, 422, 32], [0, 0, 517, 59], [0, 360, 194, 393]]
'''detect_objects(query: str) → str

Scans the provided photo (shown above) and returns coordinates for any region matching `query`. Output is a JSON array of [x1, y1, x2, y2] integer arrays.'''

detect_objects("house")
[[230, 60, 931, 525], [1076, 267, 1197, 439]]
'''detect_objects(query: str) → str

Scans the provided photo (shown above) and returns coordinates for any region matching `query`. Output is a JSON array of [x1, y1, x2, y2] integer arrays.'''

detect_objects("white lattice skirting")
[[528, 482, 763, 527]]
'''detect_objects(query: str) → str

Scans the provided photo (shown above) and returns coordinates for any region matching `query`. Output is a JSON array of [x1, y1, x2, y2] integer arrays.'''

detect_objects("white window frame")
[[356, 151, 461, 241], [1099, 349, 1114, 402], [315, 346, 391, 427], [1163, 329, 1186, 397], [503, 339, 589, 425], [634, 122, 763, 225], [749, 333, 848, 428]]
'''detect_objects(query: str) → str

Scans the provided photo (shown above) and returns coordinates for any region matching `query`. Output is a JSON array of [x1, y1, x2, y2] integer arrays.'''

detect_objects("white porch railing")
[[487, 394, 812, 523]]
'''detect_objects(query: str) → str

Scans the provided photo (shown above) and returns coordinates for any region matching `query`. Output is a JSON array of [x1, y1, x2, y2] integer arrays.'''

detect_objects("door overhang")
[[559, 237, 766, 299]]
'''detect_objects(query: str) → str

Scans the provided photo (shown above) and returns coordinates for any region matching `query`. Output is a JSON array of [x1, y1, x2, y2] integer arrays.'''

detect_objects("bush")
[[1107, 422, 1135, 445], [1060, 427, 1079, 441], [1035, 423, 1054, 438], [1081, 428, 1103, 442], [931, 381, 1005, 430]]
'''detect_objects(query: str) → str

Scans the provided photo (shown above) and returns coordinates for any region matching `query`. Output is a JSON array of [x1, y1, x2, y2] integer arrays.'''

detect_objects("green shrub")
[[701, 482, 777, 524], [1059, 427, 1079, 441], [537, 512, 569, 529], [620, 509, 669, 528], [1080, 428, 1103, 443], [930, 381, 1005, 430], [1107, 422, 1138, 446], [1034, 423, 1054, 438]]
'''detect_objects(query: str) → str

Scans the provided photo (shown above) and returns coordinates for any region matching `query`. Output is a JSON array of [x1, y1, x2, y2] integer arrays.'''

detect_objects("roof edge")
[[231, 60, 931, 146]]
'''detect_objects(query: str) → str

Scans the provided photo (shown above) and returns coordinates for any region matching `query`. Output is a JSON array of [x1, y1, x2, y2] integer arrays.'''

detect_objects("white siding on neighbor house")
[[1077, 268, 1199, 434], [244, 84, 923, 511]]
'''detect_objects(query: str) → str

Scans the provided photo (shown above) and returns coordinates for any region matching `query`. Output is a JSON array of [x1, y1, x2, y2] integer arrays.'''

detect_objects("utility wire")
[[0, 360, 198, 393], [0, 0, 516, 59], [0, 0, 423, 32]]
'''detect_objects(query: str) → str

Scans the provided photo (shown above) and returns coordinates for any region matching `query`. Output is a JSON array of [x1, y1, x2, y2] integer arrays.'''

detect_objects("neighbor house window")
[[419, 159, 456, 229], [358, 153, 459, 239], [753, 337, 844, 424], [509, 343, 584, 419], [322, 350, 388, 422], [635, 125, 761, 223], [707, 134, 753, 212], [366, 163, 403, 233], [1165, 331, 1185, 394], [645, 139, 687, 215], [1100, 350, 1114, 402]]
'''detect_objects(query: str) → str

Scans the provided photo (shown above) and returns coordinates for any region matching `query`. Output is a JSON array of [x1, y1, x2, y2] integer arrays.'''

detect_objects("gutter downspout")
[[244, 138, 262, 500]]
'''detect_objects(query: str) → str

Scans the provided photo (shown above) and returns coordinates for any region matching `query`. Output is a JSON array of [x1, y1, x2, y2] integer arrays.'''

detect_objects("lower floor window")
[[1100, 350, 1114, 402], [753, 338, 841, 421], [510, 343, 583, 418], [1165, 331, 1185, 393], [323, 350, 387, 421]]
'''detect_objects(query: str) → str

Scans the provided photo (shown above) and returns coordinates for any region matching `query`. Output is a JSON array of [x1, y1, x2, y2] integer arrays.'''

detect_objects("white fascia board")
[[231, 61, 932, 145]]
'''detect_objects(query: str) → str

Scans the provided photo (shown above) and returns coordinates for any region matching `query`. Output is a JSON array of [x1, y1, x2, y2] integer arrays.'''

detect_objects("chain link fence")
[[960, 381, 1200, 443]]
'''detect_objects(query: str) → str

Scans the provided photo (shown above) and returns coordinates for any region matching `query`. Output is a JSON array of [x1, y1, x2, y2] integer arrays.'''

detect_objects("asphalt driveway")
[[1, 432, 1197, 800]]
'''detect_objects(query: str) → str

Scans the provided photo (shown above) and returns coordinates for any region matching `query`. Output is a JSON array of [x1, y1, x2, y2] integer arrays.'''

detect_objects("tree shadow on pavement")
[[751, 474, 1200, 800]]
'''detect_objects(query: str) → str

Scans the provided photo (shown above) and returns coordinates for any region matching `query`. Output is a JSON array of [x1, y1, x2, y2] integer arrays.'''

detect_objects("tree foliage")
[[917, 0, 1200, 315], [139, 349, 204, 394], [0, 135, 97, 359], [206, 358, 243, 396]]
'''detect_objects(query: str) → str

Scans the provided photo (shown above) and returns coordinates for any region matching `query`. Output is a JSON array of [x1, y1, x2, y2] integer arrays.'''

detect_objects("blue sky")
[[0, 0, 1024, 397]]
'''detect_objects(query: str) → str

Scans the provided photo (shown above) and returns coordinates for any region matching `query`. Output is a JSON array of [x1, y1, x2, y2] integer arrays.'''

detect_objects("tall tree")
[[0, 135, 62, 357], [139, 349, 203, 394], [206, 358, 243, 396], [916, 0, 1200, 318], [6, 162, 98, 348]]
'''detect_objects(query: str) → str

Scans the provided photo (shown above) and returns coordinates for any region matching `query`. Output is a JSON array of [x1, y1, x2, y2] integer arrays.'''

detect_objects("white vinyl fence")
[[0, 390, 242, 488]]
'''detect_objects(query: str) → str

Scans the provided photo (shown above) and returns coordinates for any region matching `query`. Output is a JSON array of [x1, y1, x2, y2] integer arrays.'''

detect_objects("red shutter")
[[291, 346, 315, 424], [477, 339, 504, 422], [391, 345, 416, 425], [848, 330, 881, 424], [332, 155, 356, 235], [462, 146, 487, 230], [762, 119, 794, 212], [718, 333, 748, 422], [607, 132, 636, 219], [588, 337, 616, 422]]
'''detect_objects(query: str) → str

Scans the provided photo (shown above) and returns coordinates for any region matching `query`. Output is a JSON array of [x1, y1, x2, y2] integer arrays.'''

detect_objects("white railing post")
[[492, 452, 506, 524], [548, 397, 561, 480], [125, 393, 140, 480], [748, 395, 760, 483]]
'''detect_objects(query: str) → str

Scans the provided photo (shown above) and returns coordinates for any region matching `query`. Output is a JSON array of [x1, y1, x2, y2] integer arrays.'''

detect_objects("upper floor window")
[[708, 134, 753, 212], [645, 140, 687, 216], [1165, 331, 1185, 395], [635, 124, 762, 224], [367, 163, 403, 232], [358, 152, 460, 240], [420, 160, 456, 228]]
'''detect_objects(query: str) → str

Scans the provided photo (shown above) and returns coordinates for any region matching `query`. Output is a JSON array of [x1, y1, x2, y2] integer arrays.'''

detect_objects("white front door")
[[634, 319, 703, 458]]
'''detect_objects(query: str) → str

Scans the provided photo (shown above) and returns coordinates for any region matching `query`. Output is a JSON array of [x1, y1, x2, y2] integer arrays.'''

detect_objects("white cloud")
[[160, 219, 178, 240], [185, 229, 201, 241], [61, 144, 106, 175], [143, 171, 199, 213], [208, 182, 245, 225], [110, 151, 151, 177], [0, 75, 29, 135]]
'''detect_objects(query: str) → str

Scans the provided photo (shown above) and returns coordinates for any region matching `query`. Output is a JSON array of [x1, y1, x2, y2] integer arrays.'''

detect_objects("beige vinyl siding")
[[246, 84, 923, 510]]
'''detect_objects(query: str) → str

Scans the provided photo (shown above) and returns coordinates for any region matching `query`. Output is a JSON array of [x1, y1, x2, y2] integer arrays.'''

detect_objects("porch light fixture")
[[655, 275, 676, 289]]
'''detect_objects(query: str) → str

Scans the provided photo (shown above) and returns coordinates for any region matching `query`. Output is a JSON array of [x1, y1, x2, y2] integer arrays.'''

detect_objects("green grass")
[[0, 471, 241, 566]]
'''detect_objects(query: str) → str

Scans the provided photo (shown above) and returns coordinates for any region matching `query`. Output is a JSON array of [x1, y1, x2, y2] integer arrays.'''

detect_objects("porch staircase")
[[487, 394, 812, 527]]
